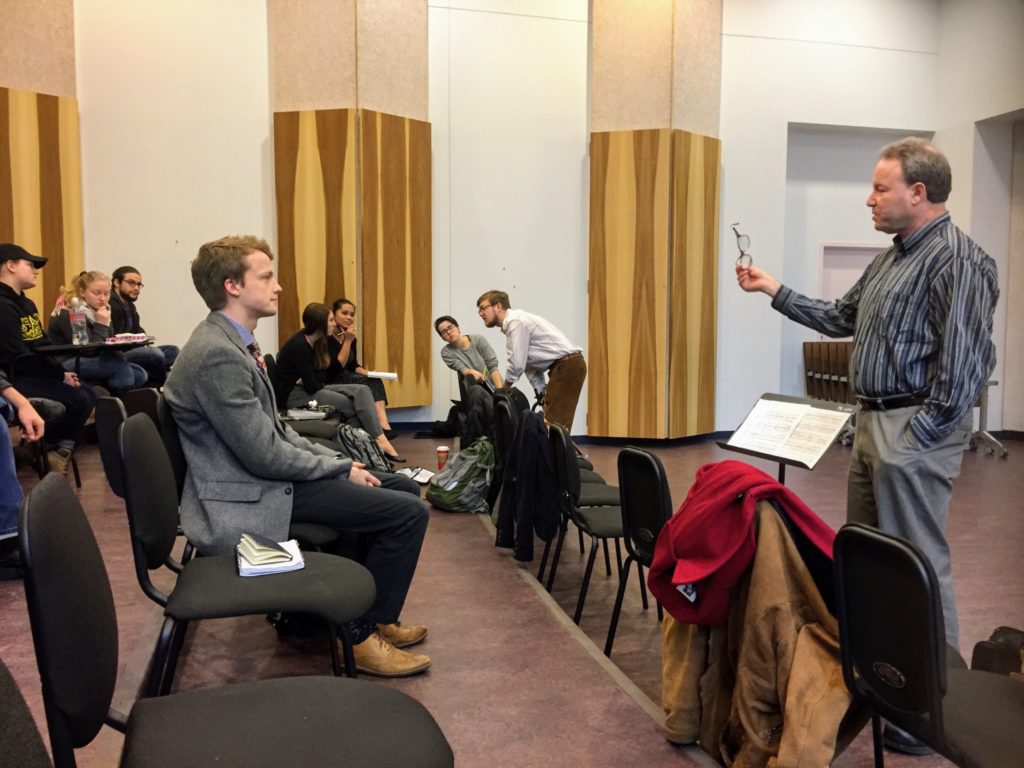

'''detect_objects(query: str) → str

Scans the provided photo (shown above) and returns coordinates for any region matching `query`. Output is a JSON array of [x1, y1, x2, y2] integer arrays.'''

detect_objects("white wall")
[[932, 0, 1024, 430], [75, 0, 279, 354], [780, 125, 917, 395], [421, 0, 590, 426], [718, 0, 939, 428]]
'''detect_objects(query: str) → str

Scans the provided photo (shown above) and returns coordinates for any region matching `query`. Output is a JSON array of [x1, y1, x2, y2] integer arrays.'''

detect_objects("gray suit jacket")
[[164, 312, 350, 554]]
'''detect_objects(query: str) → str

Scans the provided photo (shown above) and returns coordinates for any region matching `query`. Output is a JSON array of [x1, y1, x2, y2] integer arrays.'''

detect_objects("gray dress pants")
[[847, 406, 973, 649], [287, 384, 383, 438]]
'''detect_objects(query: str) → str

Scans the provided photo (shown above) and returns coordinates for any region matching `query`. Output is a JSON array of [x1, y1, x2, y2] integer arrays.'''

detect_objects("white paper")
[[365, 370, 398, 380], [728, 398, 852, 468]]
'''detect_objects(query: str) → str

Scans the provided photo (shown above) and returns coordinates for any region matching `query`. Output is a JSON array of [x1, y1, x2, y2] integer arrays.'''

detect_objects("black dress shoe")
[[386, 454, 407, 464], [883, 723, 934, 756]]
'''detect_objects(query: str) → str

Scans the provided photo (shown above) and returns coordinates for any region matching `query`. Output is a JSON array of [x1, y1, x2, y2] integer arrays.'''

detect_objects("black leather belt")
[[856, 392, 928, 411]]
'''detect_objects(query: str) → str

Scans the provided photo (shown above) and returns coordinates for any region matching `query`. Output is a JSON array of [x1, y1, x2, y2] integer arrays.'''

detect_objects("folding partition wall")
[[588, 128, 719, 438], [269, 0, 432, 408], [0, 86, 84, 307], [272, 108, 432, 407]]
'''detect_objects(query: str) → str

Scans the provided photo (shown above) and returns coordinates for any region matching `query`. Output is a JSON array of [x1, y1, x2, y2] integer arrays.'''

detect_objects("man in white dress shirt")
[[477, 290, 586, 431]]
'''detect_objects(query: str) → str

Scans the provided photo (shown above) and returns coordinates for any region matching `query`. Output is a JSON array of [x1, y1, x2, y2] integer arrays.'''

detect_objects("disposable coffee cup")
[[436, 445, 450, 470]]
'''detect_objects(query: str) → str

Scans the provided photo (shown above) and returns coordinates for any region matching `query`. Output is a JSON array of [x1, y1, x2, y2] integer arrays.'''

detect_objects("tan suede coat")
[[662, 503, 866, 767]]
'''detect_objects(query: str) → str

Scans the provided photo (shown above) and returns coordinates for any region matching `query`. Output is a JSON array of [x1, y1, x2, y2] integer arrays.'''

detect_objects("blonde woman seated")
[[327, 298, 393, 434], [434, 315, 503, 389], [272, 303, 404, 462], [48, 271, 148, 391]]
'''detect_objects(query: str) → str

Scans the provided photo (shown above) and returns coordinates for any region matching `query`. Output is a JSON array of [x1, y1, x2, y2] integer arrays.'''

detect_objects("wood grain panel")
[[273, 108, 358, 346], [0, 86, 83, 308], [588, 129, 670, 438], [668, 130, 719, 437], [273, 107, 430, 406], [360, 109, 432, 407]]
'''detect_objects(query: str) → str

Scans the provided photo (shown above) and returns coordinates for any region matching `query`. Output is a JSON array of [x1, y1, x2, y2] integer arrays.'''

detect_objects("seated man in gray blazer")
[[164, 235, 430, 678]]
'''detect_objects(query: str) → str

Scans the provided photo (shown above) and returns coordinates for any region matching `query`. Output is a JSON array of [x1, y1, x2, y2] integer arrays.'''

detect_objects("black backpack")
[[971, 626, 1024, 678], [334, 424, 392, 473]]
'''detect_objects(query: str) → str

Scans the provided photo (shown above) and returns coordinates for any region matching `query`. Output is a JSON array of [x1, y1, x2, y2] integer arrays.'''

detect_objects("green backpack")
[[425, 437, 495, 513]]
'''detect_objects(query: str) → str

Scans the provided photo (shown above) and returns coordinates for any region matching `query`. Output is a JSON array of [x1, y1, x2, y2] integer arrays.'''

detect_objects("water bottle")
[[69, 298, 89, 346]]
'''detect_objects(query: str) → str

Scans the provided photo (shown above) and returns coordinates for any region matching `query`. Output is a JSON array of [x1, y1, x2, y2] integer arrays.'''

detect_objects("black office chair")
[[545, 423, 624, 624], [604, 447, 670, 657], [0, 658, 51, 768], [94, 396, 128, 497], [118, 414, 376, 694], [18, 474, 453, 768], [833, 523, 1024, 767]]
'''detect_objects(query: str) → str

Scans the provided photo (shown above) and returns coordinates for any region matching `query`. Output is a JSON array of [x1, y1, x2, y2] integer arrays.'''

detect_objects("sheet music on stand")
[[717, 393, 856, 482]]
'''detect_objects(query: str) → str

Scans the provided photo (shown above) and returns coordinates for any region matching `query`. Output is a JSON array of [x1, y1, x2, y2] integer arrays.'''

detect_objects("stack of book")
[[236, 532, 305, 577]]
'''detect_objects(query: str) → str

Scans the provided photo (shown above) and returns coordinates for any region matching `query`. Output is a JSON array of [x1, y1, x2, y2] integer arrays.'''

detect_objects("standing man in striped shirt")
[[477, 290, 586, 432], [736, 138, 998, 659]]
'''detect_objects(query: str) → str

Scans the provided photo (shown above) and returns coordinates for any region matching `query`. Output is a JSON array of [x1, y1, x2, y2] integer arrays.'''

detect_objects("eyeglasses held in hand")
[[731, 223, 752, 269]]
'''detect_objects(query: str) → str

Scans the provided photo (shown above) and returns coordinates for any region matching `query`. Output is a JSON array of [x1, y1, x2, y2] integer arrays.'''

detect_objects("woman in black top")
[[327, 298, 393, 433], [272, 303, 404, 462]]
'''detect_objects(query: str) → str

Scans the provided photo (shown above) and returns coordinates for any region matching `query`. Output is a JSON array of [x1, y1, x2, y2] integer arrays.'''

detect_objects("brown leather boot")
[[46, 449, 71, 477], [377, 622, 428, 648], [352, 631, 430, 677]]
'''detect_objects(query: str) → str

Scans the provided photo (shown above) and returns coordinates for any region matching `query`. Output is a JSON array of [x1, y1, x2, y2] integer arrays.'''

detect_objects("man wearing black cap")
[[0, 243, 96, 475]]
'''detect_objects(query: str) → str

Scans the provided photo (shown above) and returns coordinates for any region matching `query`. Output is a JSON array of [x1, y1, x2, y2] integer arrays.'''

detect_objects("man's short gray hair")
[[879, 137, 951, 204]]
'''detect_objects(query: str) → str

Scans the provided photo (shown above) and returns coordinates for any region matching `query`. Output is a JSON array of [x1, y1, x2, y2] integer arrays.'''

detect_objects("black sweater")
[[0, 283, 63, 380], [270, 332, 328, 407]]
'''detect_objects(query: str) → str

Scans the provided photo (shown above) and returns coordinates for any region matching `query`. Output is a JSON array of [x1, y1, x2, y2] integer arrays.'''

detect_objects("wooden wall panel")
[[360, 109, 432, 407], [588, 129, 670, 438], [0, 86, 83, 308], [273, 108, 358, 343], [668, 130, 719, 437]]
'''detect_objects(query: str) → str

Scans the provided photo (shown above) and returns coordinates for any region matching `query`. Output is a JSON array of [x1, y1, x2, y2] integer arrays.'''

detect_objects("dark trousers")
[[12, 376, 97, 446], [291, 472, 426, 630]]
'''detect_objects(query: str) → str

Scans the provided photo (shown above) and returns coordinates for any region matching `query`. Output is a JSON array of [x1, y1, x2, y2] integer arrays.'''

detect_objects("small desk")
[[35, 339, 154, 376]]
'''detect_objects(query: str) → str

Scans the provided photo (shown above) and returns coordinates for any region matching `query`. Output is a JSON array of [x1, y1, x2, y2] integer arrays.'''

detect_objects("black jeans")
[[13, 376, 97, 445], [291, 472, 426, 636]]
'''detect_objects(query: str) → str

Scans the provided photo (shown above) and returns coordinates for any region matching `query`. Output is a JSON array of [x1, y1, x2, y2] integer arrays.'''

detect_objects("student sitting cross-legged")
[[272, 302, 405, 463]]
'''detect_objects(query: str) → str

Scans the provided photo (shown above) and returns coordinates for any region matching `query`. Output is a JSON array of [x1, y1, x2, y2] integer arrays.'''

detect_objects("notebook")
[[236, 533, 305, 576]]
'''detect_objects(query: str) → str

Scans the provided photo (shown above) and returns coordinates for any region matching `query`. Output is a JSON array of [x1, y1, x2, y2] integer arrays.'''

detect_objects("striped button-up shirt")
[[501, 308, 581, 393], [772, 213, 998, 447]]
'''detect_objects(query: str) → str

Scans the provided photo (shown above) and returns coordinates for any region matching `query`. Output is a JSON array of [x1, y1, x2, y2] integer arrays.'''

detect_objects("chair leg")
[[327, 622, 355, 678], [602, 538, 612, 576], [147, 616, 176, 697], [637, 562, 649, 610], [656, 601, 663, 622], [614, 538, 623, 573], [159, 618, 190, 696], [577, 526, 584, 554], [537, 536, 552, 582], [871, 713, 884, 768], [573, 536, 600, 625], [604, 556, 634, 657], [545, 519, 569, 592], [70, 454, 81, 488]]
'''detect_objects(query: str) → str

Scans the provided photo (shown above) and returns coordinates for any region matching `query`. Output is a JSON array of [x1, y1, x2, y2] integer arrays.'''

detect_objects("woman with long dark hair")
[[272, 302, 404, 462], [327, 298, 393, 433]]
